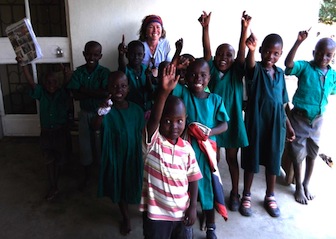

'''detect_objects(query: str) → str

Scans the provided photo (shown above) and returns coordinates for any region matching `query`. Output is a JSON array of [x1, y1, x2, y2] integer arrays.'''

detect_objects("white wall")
[[67, 0, 321, 71]]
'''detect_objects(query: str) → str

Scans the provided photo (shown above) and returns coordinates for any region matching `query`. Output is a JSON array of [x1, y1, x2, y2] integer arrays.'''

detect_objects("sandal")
[[239, 194, 252, 217], [264, 195, 280, 217], [206, 224, 217, 239], [319, 153, 333, 168], [228, 191, 240, 211]]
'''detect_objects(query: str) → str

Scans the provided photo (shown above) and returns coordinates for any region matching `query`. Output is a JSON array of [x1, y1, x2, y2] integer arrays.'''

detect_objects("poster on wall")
[[5, 18, 43, 66]]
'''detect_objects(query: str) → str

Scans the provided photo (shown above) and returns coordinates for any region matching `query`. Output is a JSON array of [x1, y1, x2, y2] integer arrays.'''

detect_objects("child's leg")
[[225, 148, 240, 211], [118, 201, 131, 235], [302, 155, 315, 200], [293, 159, 308, 204], [239, 171, 254, 217], [204, 209, 217, 239], [264, 172, 280, 217]]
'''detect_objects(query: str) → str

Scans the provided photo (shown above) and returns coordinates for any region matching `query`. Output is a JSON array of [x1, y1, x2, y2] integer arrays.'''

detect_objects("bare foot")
[[304, 186, 315, 201], [119, 218, 131, 236], [294, 187, 308, 204]]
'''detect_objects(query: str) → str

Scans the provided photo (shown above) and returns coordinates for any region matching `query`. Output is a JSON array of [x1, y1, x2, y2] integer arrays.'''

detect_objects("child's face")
[[313, 43, 336, 69], [159, 102, 186, 142], [44, 75, 58, 94], [83, 45, 102, 69], [259, 43, 282, 68], [108, 74, 129, 103], [186, 61, 210, 93], [127, 46, 145, 68], [146, 22, 162, 40], [214, 44, 235, 72]]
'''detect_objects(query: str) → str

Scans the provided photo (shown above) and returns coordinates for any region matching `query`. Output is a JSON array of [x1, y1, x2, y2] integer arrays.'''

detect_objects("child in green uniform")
[[16, 57, 72, 201], [67, 41, 111, 189], [118, 38, 155, 118], [172, 58, 229, 239], [92, 71, 145, 236], [285, 31, 336, 204], [199, 11, 251, 211], [240, 33, 295, 218]]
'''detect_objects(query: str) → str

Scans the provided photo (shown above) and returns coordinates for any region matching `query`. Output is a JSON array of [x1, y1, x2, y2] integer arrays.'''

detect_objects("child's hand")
[[60, 63, 73, 82], [198, 11, 211, 28], [177, 55, 191, 70], [15, 56, 23, 65], [161, 64, 179, 92], [241, 10, 252, 30], [297, 29, 309, 43], [184, 205, 197, 226], [246, 33, 257, 51], [118, 34, 127, 55], [175, 38, 183, 52], [97, 94, 113, 116]]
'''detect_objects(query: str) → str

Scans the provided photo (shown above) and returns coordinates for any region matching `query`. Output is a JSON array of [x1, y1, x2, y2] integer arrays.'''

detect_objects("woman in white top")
[[138, 15, 174, 75]]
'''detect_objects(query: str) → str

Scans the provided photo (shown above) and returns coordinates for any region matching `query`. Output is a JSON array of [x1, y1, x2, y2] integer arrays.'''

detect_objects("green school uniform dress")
[[208, 59, 248, 148], [97, 102, 145, 203], [242, 62, 289, 176], [173, 84, 229, 210], [125, 64, 154, 112]]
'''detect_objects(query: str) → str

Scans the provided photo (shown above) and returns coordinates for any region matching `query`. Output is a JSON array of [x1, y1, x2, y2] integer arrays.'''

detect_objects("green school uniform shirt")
[[30, 84, 69, 129], [285, 60, 336, 122], [67, 64, 110, 112]]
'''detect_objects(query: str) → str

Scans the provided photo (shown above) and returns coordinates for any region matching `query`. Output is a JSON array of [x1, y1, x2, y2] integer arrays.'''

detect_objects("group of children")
[[17, 10, 336, 239]]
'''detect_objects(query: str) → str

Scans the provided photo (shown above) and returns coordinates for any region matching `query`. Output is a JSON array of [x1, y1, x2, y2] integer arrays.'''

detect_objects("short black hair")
[[84, 41, 102, 52], [261, 34, 283, 48], [128, 40, 144, 52]]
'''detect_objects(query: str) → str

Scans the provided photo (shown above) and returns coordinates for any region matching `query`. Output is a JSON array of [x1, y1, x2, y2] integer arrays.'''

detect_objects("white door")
[[0, 0, 71, 136]]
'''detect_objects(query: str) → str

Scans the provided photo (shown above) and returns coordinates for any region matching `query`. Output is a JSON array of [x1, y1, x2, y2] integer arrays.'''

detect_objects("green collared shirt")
[[285, 60, 336, 122], [30, 84, 69, 129], [67, 64, 110, 112]]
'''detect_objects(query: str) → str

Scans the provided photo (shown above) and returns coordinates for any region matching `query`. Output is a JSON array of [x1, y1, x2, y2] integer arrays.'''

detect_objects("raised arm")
[[284, 30, 309, 68], [171, 38, 183, 67], [16, 57, 35, 89], [236, 11, 252, 64], [245, 33, 258, 75], [147, 64, 179, 139], [118, 34, 127, 72], [199, 11, 212, 61]]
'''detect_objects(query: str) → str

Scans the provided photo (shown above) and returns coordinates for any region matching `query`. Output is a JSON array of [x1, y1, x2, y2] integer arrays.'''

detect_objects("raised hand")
[[118, 34, 127, 55], [161, 64, 179, 92], [241, 10, 252, 30], [246, 33, 258, 51], [175, 38, 183, 53], [198, 11, 211, 28], [297, 29, 310, 43]]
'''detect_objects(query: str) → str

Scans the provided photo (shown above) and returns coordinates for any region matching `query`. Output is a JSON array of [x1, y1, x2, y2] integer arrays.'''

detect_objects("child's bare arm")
[[245, 33, 257, 73], [16, 57, 35, 89], [184, 180, 198, 226], [284, 30, 309, 68], [236, 11, 252, 65], [118, 34, 127, 72], [199, 11, 212, 61], [209, 121, 228, 137], [171, 38, 183, 67], [147, 64, 179, 139]]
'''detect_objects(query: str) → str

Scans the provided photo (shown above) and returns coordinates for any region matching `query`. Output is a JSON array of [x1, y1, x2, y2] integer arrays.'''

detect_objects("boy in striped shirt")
[[140, 64, 202, 239]]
